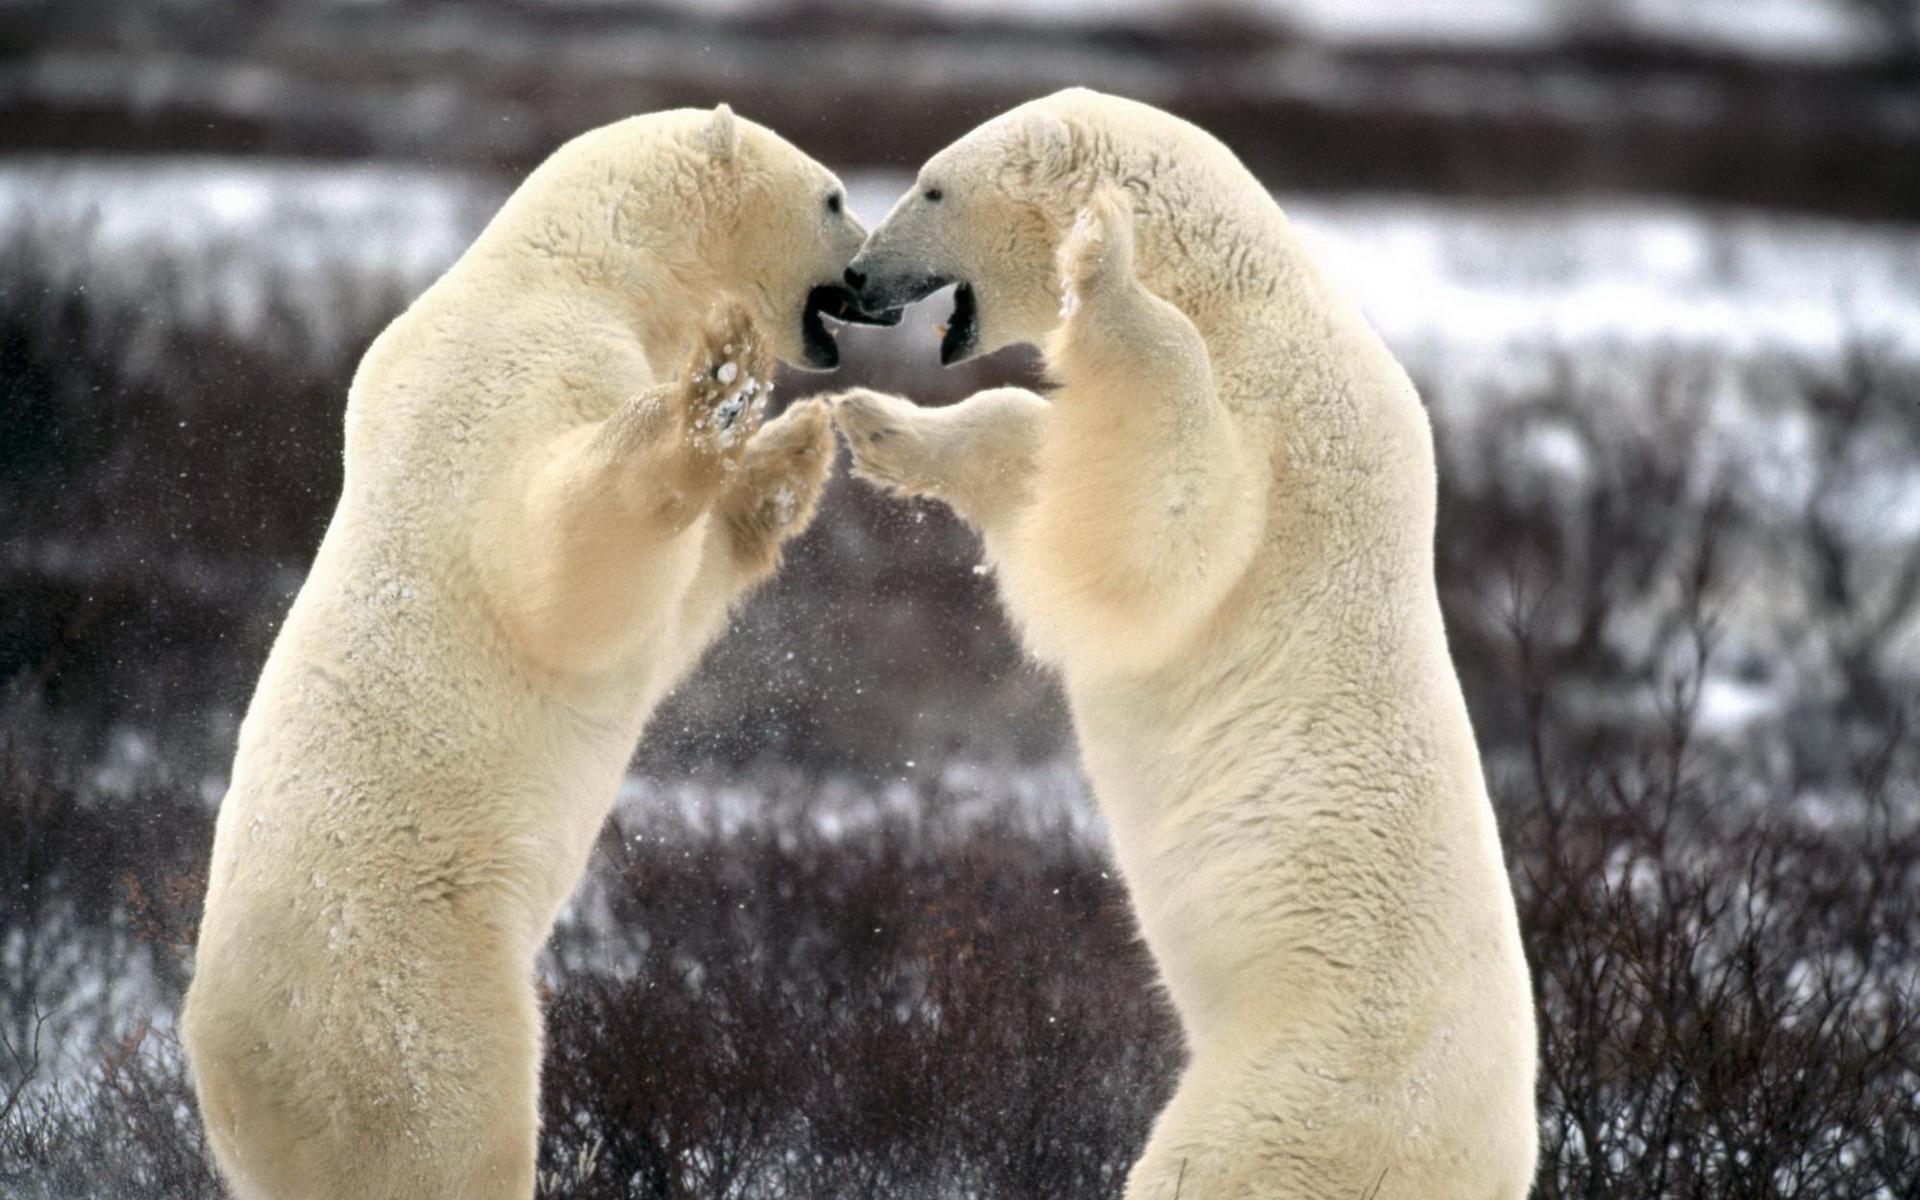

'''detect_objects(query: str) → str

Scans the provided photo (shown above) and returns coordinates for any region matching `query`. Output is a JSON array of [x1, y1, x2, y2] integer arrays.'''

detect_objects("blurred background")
[[3, 3, 1918, 1197]]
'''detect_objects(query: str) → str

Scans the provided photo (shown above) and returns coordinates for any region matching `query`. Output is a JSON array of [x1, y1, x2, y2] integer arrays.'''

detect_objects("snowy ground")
[[8, 157, 1918, 385], [6, 154, 1919, 769], [10, 156, 1917, 550]]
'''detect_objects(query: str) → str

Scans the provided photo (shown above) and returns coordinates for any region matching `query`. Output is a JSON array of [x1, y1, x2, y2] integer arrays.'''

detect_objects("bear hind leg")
[[1124, 1057, 1391, 1200]]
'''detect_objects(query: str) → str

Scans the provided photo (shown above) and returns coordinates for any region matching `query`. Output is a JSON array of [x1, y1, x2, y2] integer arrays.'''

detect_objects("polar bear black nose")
[[843, 266, 868, 293]]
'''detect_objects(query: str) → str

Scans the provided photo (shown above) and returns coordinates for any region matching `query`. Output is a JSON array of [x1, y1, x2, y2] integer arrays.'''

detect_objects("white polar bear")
[[832, 89, 1538, 1200], [181, 106, 882, 1200]]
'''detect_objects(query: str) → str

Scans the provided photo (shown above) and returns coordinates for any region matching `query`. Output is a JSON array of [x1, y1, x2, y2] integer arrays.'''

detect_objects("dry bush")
[[5, 644, 1916, 1200], [1501, 602, 1919, 1198], [536, 812, 1178, 1200]]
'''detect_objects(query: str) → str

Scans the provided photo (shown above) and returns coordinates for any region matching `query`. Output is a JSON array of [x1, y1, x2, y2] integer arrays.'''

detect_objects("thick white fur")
[[834, 89, 1538, 1200], [182, 108, 860, 1200]]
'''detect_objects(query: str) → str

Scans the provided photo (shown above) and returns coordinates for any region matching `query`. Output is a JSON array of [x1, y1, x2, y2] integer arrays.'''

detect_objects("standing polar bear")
[[834, 89, 1538, 1199], [183, 106, 881, 1200]]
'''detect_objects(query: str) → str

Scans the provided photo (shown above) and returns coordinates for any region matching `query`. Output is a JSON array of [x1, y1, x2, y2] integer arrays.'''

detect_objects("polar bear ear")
[[702, 103, 740, 164]]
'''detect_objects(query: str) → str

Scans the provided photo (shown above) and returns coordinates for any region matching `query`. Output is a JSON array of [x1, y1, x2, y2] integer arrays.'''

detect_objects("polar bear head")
[[485, 105, 895, 369], [845, 88, 1251, 364]]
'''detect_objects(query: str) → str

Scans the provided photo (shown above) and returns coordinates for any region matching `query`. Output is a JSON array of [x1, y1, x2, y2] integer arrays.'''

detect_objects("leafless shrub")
[[536, 812, 1177, 1200], [1499, 569, 1919, 1199], [6, 659, 1915, 1200]]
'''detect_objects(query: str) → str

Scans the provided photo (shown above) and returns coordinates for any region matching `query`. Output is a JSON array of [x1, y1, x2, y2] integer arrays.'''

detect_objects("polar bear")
[[181, 106, 882, 1200], [831, 89, 1538, 1200]]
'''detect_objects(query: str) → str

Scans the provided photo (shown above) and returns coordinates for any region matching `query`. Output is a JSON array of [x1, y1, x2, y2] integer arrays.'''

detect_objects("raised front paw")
[[720, 397, 836, 569], [681, 303, 775, 463], [1056, 185, 1137, 322], [828, 388, 938, 497]]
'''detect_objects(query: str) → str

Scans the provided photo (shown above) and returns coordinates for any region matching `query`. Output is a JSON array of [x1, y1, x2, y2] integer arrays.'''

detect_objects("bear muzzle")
[[843, 260, 950, 315], [841, 263, 978, 367]]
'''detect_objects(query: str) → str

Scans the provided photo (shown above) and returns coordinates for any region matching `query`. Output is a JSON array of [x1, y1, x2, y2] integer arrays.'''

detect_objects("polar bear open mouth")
[[938, 283, 979, 367], [801, 284, 903, 370]]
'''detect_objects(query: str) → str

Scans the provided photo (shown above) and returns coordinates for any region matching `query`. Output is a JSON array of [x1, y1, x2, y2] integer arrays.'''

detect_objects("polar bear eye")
[[923, 187, 944, 202], [825, 192, 843, 215]]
